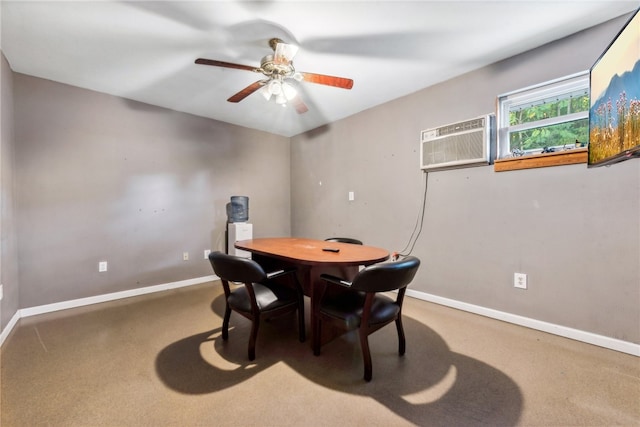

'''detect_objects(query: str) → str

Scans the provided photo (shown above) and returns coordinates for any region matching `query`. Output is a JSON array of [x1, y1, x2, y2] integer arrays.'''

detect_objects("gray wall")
[[291, 15, 640, 344], [2, 15, 638, 346], [1, 52, 19, 328], [12, 74, 291, 310]]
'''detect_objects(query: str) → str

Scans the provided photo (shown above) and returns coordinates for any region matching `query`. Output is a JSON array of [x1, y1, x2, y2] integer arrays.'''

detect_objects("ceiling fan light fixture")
[[281, 81, 297, 100], [275, 93, 287, 105], [260, 78, 296, 106], [274, 42, 298, 64], [260, 85, 272, 100], [268, 79, 282, 95]]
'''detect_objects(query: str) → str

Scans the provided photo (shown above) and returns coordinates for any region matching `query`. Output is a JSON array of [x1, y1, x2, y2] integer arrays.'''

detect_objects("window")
[[497, 72, 589, 159]]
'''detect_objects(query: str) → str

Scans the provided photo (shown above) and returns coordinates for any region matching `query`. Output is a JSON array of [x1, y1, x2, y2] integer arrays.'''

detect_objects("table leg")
[[306, 265, 359, 351]]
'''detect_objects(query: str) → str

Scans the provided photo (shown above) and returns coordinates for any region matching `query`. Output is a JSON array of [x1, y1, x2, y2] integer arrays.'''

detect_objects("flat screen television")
[[588, 7, 640, 167]]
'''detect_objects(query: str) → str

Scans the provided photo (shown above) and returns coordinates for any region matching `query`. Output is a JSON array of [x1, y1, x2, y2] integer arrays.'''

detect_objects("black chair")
[[208, 251, 306, 360], [314, 256, 420, 381], [324, 237, 363, 245]]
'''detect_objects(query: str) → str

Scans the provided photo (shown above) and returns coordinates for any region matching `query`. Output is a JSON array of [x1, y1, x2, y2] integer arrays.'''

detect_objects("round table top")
[[235, 237, 389, 266]]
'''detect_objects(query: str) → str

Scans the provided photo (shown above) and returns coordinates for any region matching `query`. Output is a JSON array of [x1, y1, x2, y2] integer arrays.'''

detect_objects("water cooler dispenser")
[[226, 196, 252, 258]]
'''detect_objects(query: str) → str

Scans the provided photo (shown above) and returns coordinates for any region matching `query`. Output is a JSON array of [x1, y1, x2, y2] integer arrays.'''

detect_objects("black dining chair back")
[[314, 256, 420, 381], [324, 237, 363, 245], [208, 251, 305, 360]]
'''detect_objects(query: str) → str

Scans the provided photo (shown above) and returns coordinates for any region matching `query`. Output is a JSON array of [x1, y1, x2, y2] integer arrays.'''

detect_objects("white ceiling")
[[1, 1, 638, 137]]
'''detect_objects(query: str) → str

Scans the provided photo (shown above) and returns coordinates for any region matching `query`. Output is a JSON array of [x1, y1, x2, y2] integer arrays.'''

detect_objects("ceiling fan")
[[195, 38, 354, 114]]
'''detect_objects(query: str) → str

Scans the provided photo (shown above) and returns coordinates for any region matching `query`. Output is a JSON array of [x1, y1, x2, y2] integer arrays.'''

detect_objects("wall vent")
[[420, 114, 494, 171]]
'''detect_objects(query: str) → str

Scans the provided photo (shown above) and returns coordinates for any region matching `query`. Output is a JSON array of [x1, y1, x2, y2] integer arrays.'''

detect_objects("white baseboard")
[[405, 288, 640, 357], [2, 278, 638, 357], [1, 310, 21, 348], [0, 275, 217, 347]]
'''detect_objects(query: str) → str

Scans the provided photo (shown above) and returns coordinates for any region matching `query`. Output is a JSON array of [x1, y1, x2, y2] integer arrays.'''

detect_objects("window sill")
[[494, 148, 587, 172]]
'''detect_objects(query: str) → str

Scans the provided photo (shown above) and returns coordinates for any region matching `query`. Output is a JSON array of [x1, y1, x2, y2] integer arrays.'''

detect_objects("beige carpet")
[[1, 282, 638, 426]]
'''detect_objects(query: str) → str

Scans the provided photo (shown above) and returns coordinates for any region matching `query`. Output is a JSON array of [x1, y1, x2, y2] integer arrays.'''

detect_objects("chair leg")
[[248, 318, 259, 361], [396, 316, 406, 356], [222, 305, 231, 340], [359, 329, 373, 382]]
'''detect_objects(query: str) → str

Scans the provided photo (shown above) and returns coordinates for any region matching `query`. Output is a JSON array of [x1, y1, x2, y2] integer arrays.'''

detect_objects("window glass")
[[498, 72, 589, 158], [510, 119, 589, 151]]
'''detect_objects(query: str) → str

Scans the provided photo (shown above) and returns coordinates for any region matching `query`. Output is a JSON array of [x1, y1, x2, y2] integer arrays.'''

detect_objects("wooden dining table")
[[234, 237, 390, 346]]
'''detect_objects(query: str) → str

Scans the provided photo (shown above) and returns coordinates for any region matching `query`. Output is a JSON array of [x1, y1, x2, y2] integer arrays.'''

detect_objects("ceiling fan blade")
[[292, 96, 308, 114], [195, 58, 256, 72], [299, 72, 354, 90], [227, 81, 265, 103]]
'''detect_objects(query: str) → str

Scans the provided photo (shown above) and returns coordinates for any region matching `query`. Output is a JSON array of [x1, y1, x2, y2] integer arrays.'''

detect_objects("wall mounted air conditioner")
[[420, 114, 495, 171]]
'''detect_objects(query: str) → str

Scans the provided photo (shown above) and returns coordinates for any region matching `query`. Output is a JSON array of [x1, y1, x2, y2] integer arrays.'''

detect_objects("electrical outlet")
[[183, 252, 189, 261], [514, 273, 527, 289], [348, 191, 355, 201], [98, 261, 108, 272], [0, 284, 3, 301], [204, 249, 211, 259]]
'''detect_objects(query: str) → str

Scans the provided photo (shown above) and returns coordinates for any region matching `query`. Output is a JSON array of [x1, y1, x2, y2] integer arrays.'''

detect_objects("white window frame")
[[497, 71, 590, 159]]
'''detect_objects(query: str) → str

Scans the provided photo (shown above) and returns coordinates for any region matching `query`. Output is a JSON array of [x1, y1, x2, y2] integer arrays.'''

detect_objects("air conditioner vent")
[[436, 117, 486, 136], [420, 114, 494, 171]]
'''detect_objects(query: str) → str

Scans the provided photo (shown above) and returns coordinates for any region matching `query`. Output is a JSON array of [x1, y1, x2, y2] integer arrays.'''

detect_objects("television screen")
[[588, 8, 640, 167]]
